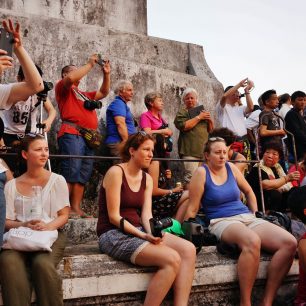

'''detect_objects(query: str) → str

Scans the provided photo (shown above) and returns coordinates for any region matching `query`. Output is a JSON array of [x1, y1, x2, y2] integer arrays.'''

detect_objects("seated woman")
[[97, 132, 196, 306], [247, 141, 300, 212], [209, 127, 247, 174], [0, 134, 70, 306], [148, 134, 188, 223], [185, 137, 297, 306]]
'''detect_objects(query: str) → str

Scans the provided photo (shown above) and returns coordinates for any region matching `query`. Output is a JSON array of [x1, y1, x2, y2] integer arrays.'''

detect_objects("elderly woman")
[[139, 92, 173, 137], [247, 141, 300, 212], [186, 137, 297, 306], [174, 88, 214, 183]]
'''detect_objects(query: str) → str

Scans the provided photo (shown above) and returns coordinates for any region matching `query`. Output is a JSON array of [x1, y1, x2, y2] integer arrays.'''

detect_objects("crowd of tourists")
[[0, 18, 305, 306]]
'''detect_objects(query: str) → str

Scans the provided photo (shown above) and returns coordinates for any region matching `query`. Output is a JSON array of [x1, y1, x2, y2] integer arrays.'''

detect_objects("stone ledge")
[[1, 243, 297, 305]]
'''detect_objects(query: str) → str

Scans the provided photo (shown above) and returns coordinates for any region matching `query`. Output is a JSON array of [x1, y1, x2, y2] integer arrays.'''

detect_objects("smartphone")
[[0, 28, 14, 57], [97, 54, 106, 67]]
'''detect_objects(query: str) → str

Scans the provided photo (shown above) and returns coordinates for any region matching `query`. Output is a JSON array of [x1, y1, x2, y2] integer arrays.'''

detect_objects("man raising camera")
[[56, 54, 110, 218], [0, 19, 43, 109]]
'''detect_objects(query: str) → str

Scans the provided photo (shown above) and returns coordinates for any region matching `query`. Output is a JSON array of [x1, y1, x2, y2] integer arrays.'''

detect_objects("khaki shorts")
[[209, 213, 268, 240]]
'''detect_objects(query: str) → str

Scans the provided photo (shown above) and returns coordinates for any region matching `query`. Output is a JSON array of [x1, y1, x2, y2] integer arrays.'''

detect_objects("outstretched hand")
[[2, 19, 22, 49]]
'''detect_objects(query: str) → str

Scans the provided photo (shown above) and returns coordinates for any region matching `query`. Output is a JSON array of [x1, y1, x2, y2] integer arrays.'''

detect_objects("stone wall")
[[0, 1, 223, 212]]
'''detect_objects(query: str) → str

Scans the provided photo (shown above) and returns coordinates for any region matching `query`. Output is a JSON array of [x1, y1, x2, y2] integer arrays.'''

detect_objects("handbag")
[[78, 127, 103, 149], [2, 227, 58, 252]]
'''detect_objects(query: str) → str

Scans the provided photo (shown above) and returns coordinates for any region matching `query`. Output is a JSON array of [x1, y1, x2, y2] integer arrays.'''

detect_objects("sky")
[[147, 0, 306, 104]]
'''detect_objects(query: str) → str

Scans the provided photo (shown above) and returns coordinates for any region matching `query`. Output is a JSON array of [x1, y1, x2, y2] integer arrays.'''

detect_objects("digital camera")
[[149, 217, 173, 238]]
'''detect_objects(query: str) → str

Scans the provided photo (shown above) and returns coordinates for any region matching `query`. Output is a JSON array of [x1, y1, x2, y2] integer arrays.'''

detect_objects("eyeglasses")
[[25, 132, 44, 138], [208, 137, 225, 142]]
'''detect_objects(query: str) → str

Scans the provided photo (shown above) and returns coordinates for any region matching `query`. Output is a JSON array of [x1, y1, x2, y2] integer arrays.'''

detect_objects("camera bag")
[[62, 120, 103, 150]]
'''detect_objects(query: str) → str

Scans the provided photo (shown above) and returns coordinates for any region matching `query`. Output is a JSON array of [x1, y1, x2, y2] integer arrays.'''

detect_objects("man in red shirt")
[[55, 54, 110, 217]]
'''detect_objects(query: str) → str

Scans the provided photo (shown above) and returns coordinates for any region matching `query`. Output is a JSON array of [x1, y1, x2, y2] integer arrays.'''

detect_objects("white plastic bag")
[[2, 227, 58, 252]]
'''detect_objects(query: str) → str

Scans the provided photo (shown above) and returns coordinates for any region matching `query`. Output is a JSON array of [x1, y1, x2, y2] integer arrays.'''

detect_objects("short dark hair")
[[209, 128, 236, 146], [291, 91, 306, 102], [119, 132, 154, 162], [261, 89, 277, 105], [263, 140, 283, 159], [61, 65, 76, 78], [144, 92, 162, 110], [288, 186, 306, 224], [18, 64, 43, 81]]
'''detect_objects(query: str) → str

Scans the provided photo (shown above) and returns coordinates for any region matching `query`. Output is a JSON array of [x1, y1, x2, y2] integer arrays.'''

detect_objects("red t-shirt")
[[55, 79, 98, 138]]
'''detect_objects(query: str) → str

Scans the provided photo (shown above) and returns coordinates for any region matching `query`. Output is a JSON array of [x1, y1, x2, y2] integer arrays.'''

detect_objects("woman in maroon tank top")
[[97, 132, 196, 306]]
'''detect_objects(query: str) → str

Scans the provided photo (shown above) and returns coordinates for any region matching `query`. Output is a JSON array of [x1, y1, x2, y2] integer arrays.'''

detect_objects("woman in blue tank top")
[[185, 137, 297, 306]]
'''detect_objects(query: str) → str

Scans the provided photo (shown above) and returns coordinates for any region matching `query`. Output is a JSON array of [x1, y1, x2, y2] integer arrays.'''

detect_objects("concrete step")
[[0, 242, 298, 305]]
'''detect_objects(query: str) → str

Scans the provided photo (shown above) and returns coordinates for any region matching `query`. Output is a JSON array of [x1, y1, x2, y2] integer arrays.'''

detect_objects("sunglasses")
[[208, 137, 225, 142], [138, 131, 147, 136]]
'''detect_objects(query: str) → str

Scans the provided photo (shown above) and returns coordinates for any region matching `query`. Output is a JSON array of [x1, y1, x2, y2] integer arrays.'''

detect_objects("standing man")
[[216, 78, 254, 159], [259, 89, 286, 152], [56, 54, 110, 218], [105, 80, 136, 156], [285, 91, 306, 161]]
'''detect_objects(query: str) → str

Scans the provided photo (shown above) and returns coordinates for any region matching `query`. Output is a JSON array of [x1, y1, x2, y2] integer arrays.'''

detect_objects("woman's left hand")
[[27, 220, 49, 231], [287, 171, 300, 182]]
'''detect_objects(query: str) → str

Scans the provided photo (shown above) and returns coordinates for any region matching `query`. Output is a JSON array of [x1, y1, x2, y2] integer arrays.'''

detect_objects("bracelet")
[[196, 115, 201, 120], [169, 189, 173, 195]]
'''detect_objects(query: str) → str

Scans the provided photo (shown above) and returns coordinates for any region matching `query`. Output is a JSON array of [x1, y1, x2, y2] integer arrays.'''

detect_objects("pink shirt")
[[139, 111, 166, 131]]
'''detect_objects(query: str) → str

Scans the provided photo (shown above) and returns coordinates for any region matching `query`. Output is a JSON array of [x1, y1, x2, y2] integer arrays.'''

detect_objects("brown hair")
[[144, 92, 162, 110], [119, 132, 154, 162], [19, 134, 46, 157]]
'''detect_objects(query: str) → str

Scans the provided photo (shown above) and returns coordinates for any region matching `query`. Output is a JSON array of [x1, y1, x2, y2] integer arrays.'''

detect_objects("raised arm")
[[3, 19, 43, 105], [63, 54, 98, 89], [94, 60, 110, 100], [0, 49, 13, 74], [220, 78, 248, 107]]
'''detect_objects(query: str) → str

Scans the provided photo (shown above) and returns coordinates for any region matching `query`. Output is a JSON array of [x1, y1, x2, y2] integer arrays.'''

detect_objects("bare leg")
[[135, 234, 196, 306], [163, 233, 196, 306], [174, 191, 189, 223], [68, 182, 85, 215], [135, 243, 181, 306], [221, 223, 261, 306], [252, 222, 297, 306]]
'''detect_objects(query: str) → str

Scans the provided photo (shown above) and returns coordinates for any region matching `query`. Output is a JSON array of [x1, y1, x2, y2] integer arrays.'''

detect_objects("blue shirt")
[[105, 96, 136, 144], [201, 163, 250, 222]]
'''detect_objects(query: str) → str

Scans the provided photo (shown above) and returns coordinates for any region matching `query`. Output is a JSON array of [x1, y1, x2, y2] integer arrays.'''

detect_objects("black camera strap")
[[73, 88, 90, 103]]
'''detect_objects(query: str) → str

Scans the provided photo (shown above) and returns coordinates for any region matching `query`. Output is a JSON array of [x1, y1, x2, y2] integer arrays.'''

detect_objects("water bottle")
[[30, 186, 43, 220]]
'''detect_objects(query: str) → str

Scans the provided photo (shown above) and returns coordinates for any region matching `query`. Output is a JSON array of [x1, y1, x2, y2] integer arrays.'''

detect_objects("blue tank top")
[[201, 163, 250, 222]]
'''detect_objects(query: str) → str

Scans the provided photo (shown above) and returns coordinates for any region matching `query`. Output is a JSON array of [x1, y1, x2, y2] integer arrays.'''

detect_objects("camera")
[[83, 99, 102, 111], [149, 217, 173, 237], [97, 54, 106, 67], [37, 81, 53, 99], [159, 123, 173, 153]]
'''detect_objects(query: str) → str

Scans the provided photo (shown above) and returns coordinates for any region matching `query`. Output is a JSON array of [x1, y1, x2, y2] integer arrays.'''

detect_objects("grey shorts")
[[98, 228, 149, 264], [209, 213, 269, 240]]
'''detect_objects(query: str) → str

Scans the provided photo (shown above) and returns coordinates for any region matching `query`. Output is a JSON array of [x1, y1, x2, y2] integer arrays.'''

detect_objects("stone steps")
[[0, 219, 299, 305]]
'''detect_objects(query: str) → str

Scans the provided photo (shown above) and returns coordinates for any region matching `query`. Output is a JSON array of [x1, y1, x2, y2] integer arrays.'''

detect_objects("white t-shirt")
[[278, 104, 292, 120], [2, 96, 38, 134], [0, 83, 13, 110], [216, 102, 247, 137], [5, 173, 70, 222]]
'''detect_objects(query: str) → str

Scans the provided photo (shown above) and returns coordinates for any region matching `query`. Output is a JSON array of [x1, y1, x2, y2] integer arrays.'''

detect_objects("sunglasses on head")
[[208, 137, 225, 142]]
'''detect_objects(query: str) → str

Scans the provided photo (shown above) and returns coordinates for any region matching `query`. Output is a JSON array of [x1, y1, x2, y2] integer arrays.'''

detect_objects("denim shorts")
[[58, 133, 94, 184]]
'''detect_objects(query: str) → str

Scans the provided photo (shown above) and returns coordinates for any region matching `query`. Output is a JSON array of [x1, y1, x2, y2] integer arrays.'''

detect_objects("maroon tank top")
[[97, 165, 147, 237]]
